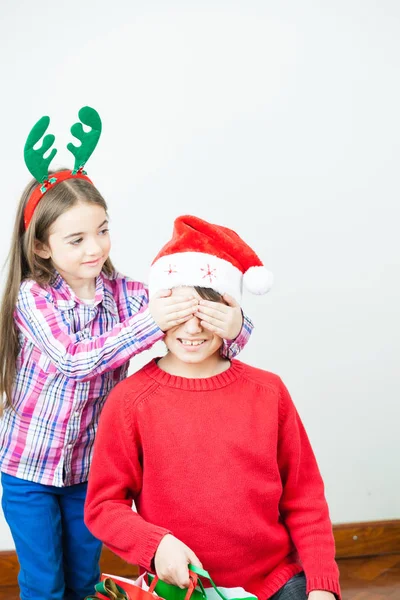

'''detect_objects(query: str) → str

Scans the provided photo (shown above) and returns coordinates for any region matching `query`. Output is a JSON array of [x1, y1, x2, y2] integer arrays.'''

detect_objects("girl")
[[0, 108, 253, 600], [85, 215, 341, 600]]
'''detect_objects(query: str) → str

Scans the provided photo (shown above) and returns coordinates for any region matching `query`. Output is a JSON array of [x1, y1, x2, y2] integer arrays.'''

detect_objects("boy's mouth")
[[178, 339, 206, 347]]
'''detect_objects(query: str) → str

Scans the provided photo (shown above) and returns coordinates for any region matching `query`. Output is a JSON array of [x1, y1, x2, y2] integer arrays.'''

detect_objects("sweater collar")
[[143, 358, 244, 391]]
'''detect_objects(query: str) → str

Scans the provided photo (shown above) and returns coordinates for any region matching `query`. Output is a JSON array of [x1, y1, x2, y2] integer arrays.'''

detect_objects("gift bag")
[[85, 570, 198, 600], [86, 564, 257, 600], [149, 564, 258, 600]]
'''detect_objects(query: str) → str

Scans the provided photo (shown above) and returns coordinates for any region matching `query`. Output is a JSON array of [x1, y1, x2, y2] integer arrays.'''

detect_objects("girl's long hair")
[[0, 171, 114, 414]]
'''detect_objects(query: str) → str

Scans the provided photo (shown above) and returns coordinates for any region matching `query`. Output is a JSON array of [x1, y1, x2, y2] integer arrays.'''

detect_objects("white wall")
[[0, 0, 399, 550]]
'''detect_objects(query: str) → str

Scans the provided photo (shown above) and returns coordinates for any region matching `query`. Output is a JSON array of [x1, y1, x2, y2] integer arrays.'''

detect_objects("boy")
[[85, 216, 340, 600]]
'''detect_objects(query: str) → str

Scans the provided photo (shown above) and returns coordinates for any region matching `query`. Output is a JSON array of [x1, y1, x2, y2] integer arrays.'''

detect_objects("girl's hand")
[[195, 294, 243, 340], [154, 534, 203, 588], [308, 592, 337, 599], [149, 290, 198, 332]]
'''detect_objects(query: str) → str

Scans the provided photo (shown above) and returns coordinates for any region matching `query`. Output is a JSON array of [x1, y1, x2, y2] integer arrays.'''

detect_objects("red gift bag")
[[86, 571, 198, 600]]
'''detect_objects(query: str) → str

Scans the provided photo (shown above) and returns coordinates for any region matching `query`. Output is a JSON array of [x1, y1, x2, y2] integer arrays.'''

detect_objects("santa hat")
[[148, 215, 273, 303]]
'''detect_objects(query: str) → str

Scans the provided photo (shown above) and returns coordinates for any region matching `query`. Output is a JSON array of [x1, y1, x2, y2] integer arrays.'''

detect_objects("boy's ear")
[[34, 240, 51, 259]]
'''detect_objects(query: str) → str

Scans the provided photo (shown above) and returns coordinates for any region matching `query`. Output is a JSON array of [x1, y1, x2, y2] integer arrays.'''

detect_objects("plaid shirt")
[[0, 272, 253, 487]]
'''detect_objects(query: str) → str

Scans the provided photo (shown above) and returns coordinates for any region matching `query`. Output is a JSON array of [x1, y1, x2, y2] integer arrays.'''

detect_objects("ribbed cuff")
[[134, 526, 171, 572], [307, 575, 341, 600]]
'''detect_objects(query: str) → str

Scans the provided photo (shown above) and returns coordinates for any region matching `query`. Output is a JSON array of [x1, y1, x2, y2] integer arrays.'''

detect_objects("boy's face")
[[163, 287, 224, 366]]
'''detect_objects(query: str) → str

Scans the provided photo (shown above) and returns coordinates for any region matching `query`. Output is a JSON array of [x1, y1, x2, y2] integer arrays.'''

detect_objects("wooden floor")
[[0, 555, 398, 599], [337, 555, 400, 599]]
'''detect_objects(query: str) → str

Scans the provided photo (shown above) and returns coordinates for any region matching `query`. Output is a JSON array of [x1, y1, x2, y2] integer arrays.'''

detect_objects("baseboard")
[[333, 519, 400, 559], [0, 520, 399, 588]]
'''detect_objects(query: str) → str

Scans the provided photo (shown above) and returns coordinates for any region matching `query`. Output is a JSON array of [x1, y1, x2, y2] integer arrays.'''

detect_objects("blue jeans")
[[270, 574, 307, 600], [1, 472, 102, 600]]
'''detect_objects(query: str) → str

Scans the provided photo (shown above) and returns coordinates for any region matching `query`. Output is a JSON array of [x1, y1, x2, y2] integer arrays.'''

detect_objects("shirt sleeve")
[[277, 380, 341, 600], [84, 383, 171, 570], [220, 311, 254, 359], [15, 282, 164, 381]]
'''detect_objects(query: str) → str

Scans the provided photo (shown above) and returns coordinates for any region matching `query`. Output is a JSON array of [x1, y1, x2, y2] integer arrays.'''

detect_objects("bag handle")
[[188, 565, 229, 600], [150, 572, 199, 600]]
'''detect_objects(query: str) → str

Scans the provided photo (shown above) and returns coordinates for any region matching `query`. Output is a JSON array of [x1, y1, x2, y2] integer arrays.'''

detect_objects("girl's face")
[[35, 201, 111, 290]]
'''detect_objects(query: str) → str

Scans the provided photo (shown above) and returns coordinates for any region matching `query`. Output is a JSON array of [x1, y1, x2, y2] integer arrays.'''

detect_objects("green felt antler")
[[24, 116, 57, 183], [67, 106, 102, 174]]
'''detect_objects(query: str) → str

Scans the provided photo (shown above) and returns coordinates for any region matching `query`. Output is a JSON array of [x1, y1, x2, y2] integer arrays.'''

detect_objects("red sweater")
[[85, 359, 340, 599]]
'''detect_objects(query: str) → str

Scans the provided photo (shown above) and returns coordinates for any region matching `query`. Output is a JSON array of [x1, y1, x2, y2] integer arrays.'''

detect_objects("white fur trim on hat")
[[148, 252, 243, 303]]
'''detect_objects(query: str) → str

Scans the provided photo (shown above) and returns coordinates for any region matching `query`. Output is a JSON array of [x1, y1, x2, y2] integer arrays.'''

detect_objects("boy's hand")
[[149, 290, 198, 332], [195, 294, 242, 340], [154, 534, 203, 588]]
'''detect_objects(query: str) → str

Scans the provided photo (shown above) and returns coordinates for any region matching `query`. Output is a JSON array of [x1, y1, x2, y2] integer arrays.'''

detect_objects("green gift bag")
[[149, 564, 258, 600]]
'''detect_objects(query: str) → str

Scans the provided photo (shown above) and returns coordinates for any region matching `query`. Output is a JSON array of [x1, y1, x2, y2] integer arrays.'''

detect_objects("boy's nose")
[[184, 315, 203, 334]]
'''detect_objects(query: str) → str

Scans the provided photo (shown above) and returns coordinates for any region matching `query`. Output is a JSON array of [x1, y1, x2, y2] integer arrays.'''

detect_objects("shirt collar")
[[51, 272, 105, 311]]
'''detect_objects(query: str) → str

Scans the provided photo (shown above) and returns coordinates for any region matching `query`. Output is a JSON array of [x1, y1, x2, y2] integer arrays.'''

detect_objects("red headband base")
[[24, 170, 93, 230]]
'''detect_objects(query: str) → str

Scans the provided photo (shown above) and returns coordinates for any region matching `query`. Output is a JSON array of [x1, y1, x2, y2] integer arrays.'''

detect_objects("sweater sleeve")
[[277, 380, 341, 599], [84, 383, 171, 570], [220, 312, 254, 359], [15, 282, 164, 381]]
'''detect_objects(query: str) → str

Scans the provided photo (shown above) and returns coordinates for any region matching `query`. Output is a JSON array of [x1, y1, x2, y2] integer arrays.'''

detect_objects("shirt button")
[[74, 412, 80, 418], [67, 443, 73, 448]]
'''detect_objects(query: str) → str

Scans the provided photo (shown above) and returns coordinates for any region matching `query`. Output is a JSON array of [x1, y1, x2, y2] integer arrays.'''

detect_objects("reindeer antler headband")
[[23, 106, 102, 230]]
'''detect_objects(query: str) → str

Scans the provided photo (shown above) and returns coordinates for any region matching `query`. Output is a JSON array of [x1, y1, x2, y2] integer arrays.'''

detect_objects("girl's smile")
[[82, 258, 103, 267]]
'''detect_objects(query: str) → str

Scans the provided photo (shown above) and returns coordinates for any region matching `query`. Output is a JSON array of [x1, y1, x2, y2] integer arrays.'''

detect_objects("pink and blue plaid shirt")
[[0, 272, 253, 487]]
